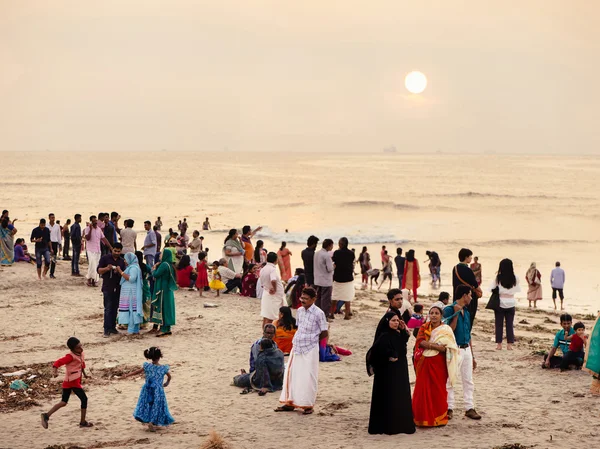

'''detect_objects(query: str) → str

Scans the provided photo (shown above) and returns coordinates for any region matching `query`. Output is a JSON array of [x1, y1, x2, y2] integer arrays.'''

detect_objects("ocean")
[[3, 152, 599, 312]]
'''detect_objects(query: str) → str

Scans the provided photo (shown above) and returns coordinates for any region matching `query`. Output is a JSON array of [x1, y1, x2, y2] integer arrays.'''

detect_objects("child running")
[[41, 337, 93, 429], [209, 260, 225, 297], [125, 347, 174, 430]]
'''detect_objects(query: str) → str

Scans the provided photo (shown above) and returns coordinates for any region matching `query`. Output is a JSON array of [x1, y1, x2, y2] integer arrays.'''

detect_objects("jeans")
[[35, 248, 51, 268], [144, 254, 155, 267], [50, 242, 59, 275], [71, 245, 81, 274], [103, 290, 120, 333], [397, 274, 403, 289], [225, 278, 242, 293], [494, 307, 515, 343]]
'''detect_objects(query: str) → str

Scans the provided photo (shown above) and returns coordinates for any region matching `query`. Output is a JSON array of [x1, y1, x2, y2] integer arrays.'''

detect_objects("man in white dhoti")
[[260, 252, 285, 329], [276, 287, 328, 415]]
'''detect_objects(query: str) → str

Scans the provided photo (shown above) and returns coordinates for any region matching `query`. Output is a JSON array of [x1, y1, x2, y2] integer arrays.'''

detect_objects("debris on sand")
[[200, 431, 232, 449]]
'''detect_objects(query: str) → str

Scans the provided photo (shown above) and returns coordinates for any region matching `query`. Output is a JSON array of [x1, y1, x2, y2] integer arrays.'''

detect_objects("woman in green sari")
[[585, 314, 600, 395], [136, 251, 152, 328], [151, 249, 178, 337]]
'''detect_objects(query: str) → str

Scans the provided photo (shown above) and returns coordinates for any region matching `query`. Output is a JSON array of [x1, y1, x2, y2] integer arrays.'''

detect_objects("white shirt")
[[218, 265, 237, 283], [120, 228, 137, 252], [313, 248, 334, 287], [490, 276, 521, 309], [259, 262, 284, 296], [48, 223, 62, 243]]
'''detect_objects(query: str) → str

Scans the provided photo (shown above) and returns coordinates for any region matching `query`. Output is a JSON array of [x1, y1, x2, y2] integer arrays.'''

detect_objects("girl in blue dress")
[[125, 347, 174, 429]]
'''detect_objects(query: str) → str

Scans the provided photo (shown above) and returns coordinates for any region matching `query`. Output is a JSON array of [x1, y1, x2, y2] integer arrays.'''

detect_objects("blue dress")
[[133, 362, 174, 426]]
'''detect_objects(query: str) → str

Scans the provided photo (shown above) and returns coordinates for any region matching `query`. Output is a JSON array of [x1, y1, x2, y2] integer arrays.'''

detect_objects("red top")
[[176, 265, 194, 288], [569, 334, 584, 352], [54, 354, 85, 389]]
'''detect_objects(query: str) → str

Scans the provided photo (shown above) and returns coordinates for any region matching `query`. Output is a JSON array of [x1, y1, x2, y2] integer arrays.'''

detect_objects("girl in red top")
[[41, 337, 93, 429], [176, 255, 196, 289], [195, 252, 209, 297]]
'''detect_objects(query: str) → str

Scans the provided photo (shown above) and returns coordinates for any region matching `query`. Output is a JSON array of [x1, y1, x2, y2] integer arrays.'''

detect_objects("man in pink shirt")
[[84, 215, 112, 287]]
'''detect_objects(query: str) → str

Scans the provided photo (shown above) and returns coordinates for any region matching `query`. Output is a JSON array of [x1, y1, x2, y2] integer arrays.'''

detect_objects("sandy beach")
[[1, 259, 599, 449]]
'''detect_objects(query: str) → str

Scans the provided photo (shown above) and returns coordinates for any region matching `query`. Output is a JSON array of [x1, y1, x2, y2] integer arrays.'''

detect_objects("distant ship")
[[383, 146, 397, 153]]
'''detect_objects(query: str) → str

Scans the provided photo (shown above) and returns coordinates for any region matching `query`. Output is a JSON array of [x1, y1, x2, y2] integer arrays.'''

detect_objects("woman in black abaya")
[[367, 312, 415, 435]]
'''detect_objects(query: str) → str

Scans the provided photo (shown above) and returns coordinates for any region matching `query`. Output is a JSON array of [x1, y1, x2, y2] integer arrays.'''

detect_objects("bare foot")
[[496, 344, 502, 350], [507, 344, 514, 350]]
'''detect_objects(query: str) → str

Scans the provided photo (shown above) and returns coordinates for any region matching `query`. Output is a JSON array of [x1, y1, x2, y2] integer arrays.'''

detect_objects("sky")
[[0, 1, 598, 153]]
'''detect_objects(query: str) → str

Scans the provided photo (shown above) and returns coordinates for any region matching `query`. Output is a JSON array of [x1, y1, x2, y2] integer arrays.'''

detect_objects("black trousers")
[[494, 307, 515, 343], [103, 290, 120, 332], [225, 278, 242, 293], [50, 242, 59, 275], [468, 296, 478, 327], [63, 238, 70, 258], [560, 351, 584, 371], [61, 387, 88, 408]]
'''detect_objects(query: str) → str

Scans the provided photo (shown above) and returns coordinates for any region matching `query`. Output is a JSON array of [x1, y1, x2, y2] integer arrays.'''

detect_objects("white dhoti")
[[332, 281, 355, 302], [86, 251, 101, 282], [256, 278, 263, 299], [260, 291, 284, 320], [189, 252, 199, 267], [279, 346, 319, 408]]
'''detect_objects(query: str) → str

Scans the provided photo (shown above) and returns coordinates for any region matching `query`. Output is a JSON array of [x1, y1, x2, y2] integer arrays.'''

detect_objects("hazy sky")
[[1, 1, 598, 153]]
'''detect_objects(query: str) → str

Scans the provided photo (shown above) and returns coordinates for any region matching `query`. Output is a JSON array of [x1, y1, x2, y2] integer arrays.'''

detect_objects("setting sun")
[[405, 71, 427, 94]]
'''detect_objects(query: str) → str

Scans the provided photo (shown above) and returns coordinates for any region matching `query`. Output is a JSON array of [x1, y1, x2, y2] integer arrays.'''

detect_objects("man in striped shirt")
[[276, 287, 328, 415]]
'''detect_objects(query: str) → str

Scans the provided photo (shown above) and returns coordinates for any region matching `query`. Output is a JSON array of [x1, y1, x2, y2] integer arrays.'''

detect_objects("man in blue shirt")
[[543, 313, 574, 369], [443, 284, 481, 421]]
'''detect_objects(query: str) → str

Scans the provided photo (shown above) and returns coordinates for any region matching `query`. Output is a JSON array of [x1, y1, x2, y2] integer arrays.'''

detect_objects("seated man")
[[249, 324, 277, 372], [560, 321, 587, 371], [218, 258, 243, 294], [543, 313, 575, 369], [234, 337, 284, 395]]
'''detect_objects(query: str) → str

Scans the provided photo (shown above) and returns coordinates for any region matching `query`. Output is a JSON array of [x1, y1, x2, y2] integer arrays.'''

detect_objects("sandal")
[[240, 387, 253, 395], [274, 405, 295, 412], [79, 421, 94, 428], [302, 408, 314, 415], [156, 332, 172, 337], [258, 390, 267, 396], [41, 413, 49, 429]]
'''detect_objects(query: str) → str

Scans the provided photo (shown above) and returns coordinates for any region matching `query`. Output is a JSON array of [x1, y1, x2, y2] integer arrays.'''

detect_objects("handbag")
[[453, 266, 483, 298], [486, 286, 500, 311]]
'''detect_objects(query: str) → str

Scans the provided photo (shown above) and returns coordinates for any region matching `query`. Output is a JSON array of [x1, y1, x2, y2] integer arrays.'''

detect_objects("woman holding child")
[[223, 229, 245, 274], [412, 306, 459, 427]]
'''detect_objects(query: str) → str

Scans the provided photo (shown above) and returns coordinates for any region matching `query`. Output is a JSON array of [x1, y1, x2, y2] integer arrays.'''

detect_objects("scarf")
[[120, 252, 144, 324], [526, 263, 540, 285], [414, 321, 460, 386], [224, 238, 244, 271], [157, 249, 178, 292]]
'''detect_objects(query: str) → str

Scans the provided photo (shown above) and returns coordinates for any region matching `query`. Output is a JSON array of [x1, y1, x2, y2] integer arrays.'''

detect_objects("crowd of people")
[[1, 209, 599, 434]]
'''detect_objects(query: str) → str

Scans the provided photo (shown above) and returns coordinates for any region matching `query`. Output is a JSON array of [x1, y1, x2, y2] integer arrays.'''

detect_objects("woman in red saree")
[[402, 249, 420, 301], [412, 306, 459, 427]]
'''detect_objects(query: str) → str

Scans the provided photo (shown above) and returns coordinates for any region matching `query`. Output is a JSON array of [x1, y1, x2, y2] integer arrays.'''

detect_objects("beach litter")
[[203, 303, 219, 308], [9, 380, 28, 390], [2, 368, 31, 377]]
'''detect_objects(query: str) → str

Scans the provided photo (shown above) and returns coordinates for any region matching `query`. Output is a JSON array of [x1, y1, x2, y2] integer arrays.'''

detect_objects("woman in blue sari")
[[116, 252, 144, 334], [585, 314, 600, 395]]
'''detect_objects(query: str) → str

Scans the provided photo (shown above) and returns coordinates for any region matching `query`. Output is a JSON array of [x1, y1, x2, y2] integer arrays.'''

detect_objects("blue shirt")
[[553, 328, 575, 355], [443, 303, 471, 346]]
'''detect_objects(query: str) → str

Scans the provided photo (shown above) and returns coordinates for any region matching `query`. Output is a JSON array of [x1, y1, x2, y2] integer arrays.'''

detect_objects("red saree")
[[412, 322, 449, 427]]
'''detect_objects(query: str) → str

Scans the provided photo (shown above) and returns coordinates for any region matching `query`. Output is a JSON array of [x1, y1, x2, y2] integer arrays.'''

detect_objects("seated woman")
[[273, 306, 297, 355], [14, 239, 31, 263], [241, 263, 258, 298], [285, 269, 305, 309], [176, 255, 196, 290], [233, 338, 285, 395]]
